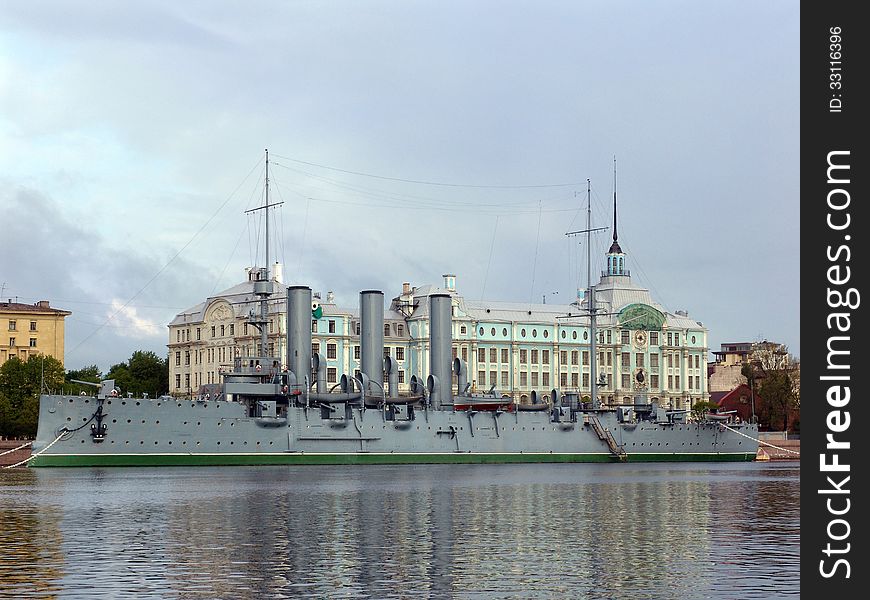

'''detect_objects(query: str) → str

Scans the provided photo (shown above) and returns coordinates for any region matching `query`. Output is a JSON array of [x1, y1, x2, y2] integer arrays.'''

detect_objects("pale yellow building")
[[0, 300, 72, 366]]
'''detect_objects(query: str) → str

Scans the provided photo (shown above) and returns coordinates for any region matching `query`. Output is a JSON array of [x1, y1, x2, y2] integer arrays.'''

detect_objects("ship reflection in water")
[[0, 463, 798, 599]]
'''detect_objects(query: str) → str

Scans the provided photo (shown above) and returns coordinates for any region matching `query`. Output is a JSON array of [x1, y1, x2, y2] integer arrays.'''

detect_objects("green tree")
[[106, 351, 169, 398], [0, 354, 65, 438], [742, 344, 799, 431]]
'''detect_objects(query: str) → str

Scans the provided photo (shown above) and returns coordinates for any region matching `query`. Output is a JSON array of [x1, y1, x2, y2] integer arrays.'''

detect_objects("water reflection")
[[0, 463, 799, 598]]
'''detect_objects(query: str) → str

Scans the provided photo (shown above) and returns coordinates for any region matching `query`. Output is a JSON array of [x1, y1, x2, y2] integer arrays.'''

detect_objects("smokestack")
[[429, 293, 452, 408], [286, 286, 312, 387], [359, 290, 384, 396]]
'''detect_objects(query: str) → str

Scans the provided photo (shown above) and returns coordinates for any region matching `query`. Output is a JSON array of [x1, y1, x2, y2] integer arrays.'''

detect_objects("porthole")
[[572, 331, 577, 340], [561, 331, 566, 339], [66, 417, 71, 422], [112, 419, 117, 423], [479, 327, 485, 336], [491, 327, 496, 336], [217, 441, 221, 445], [692, 336, 696, 344], [69, 399, 73, 403], [521, 328, 526, 337], [502, 328, 508, 336], [543, 330, 549, 338], [154, 441, 159, 445], [155, 421, 160, 425], [127, 419, 131, 423], [136, 402, 140, 406], [532, 329, 537, 338], [125, 441, 129, 445], [157, 403, 161, 407]]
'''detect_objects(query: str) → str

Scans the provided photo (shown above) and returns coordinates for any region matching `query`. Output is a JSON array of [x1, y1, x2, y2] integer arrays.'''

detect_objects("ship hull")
[[30, 394, 758, 467]]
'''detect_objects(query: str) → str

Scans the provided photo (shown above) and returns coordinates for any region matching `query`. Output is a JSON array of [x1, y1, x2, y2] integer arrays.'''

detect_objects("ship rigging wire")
[[269, 153, 587, 189]]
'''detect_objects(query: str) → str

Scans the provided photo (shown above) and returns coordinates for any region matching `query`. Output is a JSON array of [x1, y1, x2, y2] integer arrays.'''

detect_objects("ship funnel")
[[429, 293, 452, 409], [384, 355, 399, 398], [287, 286, 312, 390], [359, 290, 384, 399], [453, 357, 468, 397]]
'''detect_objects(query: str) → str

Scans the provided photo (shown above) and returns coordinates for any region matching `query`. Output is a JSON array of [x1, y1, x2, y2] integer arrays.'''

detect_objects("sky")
[[0, 0, 800, 372]]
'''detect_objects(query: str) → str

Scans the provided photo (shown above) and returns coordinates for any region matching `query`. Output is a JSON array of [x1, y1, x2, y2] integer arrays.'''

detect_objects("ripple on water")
[[0, 463, 799, 599]]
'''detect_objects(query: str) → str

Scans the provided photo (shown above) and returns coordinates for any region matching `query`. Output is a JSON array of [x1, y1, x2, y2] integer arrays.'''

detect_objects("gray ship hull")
[[30, 395, 757, 467]]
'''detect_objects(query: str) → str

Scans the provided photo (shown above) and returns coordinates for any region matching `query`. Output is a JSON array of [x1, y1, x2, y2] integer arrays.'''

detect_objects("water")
[[0, 463, 799, 599]]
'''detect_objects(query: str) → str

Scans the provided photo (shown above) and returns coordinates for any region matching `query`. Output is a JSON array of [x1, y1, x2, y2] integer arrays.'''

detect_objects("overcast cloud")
[[0, 0, 800, 371]]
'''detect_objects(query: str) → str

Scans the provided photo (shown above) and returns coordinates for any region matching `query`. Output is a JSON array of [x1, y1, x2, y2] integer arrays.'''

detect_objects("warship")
[[27, 155, 758, 467]]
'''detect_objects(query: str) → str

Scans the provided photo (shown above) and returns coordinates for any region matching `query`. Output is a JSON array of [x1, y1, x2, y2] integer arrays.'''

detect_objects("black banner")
[[802, 2, 868, 596]]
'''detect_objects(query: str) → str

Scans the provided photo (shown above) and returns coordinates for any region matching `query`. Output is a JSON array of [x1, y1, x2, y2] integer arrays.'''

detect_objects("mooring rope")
[[3, 430, 68, 469], [0, 441, 32, 457], [719, 423, 800, 455]]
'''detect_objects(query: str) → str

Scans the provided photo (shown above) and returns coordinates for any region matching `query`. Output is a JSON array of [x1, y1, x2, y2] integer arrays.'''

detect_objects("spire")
[[608, 156, 622, 253]]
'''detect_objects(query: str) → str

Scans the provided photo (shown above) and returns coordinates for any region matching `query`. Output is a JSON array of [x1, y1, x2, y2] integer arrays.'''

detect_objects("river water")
[[1, 462, 798, 599]]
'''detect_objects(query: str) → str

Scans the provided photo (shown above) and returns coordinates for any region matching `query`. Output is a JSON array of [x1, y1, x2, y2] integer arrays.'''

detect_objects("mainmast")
[[565, 178, 607, 410], [244, 149, 284, 358]]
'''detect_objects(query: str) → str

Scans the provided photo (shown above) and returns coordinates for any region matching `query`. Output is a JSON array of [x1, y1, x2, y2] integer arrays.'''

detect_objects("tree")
[[742, 343, 799, 431], [0, 354, 65, 438], [106, 351, 169, 398]]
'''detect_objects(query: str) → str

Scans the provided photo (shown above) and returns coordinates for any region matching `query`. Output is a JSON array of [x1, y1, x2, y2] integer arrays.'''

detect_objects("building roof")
[[0, 300, 71, 316]]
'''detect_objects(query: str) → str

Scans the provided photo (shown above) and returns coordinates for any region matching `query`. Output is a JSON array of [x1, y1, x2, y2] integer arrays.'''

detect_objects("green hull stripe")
[[29, 452, 756, 467]]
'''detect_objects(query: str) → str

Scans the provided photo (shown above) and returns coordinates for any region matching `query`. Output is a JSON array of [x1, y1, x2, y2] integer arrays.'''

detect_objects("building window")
[[478, 370, 485, 385], [177, 330, 181, 342], [532, 329, 537, 338], [211, 326, 216, 338], [329, 320, 336, 334], [312, 342, 320, 355], [560, 350, 568, 365], [560, 372, 568, 387], [229, 324, 234, 336], [531, 349, 538, 364], [502, 328, 508, 337], [356, 323, 360, 335], [607, 352, 612, 366], [384, 347, 391, 359], [521, 328, 526, 337], [491, 328, 497, 336], [501, 348, 508, 363], [542, 372, 550, 387], [8, 321, 16, 331], [675, 375, 681, 389], [695, 355, 701, 369], [675, 354, 680, 368], [29, 338, 37, 347], [327, 343, 337, 359], [269, 321, 274, 334], [621, 374, 630, 389], [520, 372, 528, 387], [583, 373, 590, 388], [184, 374, 190, 389], [29, 321, 37, 332], [244, 323, 248, 335], [636, 353, 645, 368], [489, 370, 497, 386], [327, 368, 337, 383], [667, 332, 673, 346], [460, 325, 466, 335], [650, 331, 658, 345], [398, 370, 405, 384], [668, 354, 674, 368], [542, 350, 550, 365], [219, 325, 225, 337], [478, 348, 486, 363], [571, 351, 579, 366], [196, 328, 201, 341], [650, 354, 659, 368], [185, 352, 190, 365], [461, 347, 467, 362], [519, 350, 527, 364], [621, 352, 630, 367], [621, 330, 630, 345], [175, 352, 181, 366], [582, 351, 589, 366], [531, 372, 539, 387], [175, 374, 181, 389], [668, 375, 673, 389], [398, 324, 404, 336], [490, 348, 497, 363], [651, 374, 659, 389], [571, 373, 579, 387], [312, 321, 318, 333], [354, 346, 361, 360], [384, 324, 390, 337], [479, 327, 485, 336], [501, 372, 509, 388], [674, 334, 680, 347]]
